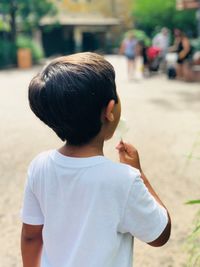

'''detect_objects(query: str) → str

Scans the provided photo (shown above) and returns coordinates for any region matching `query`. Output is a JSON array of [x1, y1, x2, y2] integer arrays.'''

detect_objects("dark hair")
[[28, 52, 118, 145]]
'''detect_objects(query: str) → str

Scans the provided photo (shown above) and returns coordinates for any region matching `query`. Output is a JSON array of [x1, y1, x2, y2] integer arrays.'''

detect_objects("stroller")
[[147, 46, 162, 72]]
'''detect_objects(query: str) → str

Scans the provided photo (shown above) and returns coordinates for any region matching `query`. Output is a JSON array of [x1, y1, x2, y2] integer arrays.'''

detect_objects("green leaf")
[[193, 224, 200, 233], [186, 200, 200, 205]]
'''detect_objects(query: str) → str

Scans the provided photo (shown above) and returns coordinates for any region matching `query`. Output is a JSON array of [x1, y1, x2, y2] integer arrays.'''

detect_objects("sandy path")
[[0, 56, 199, 267]]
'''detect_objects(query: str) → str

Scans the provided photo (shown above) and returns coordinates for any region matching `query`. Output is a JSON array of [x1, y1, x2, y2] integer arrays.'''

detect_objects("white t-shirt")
[[21, 150, 168, 267], [152, 33, 169, 53]]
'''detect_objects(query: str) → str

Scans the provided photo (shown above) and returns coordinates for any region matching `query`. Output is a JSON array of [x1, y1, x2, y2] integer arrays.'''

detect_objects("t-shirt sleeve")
[[118, 174, 168, 243], [20, 166, 44, 225]]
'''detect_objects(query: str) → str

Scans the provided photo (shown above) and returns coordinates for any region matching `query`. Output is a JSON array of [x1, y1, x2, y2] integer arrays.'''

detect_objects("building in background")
[[176, 0, 200, 9], [39, 0, 132, 56]]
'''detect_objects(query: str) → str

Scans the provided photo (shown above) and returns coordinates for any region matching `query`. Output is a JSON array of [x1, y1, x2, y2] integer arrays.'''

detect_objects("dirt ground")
[[0, 56, 200, 267]]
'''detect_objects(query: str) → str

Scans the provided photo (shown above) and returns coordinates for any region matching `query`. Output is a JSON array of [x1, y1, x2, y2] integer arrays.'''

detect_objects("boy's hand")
[[116, 141, 141, 171]]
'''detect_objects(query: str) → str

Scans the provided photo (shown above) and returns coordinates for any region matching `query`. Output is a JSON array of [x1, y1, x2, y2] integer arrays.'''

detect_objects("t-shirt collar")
[[50, 149, 108, 168]]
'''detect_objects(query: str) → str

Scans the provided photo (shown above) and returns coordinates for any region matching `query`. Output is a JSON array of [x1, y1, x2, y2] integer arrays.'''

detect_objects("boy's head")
[[28, 52, 119, 146]]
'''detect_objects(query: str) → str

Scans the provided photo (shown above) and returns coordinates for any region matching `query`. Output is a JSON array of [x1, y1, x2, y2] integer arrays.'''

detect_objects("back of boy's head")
[[28, 52, 118, 145]]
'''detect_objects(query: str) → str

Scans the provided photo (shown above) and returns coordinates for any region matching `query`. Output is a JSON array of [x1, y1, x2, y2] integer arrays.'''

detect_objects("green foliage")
[[0, 18, 10, 32], [186, 200, 200, 205], [0, 39, 16, 68], [0, 0, 57, 32], [17, 0, 57, 31], [133, 0, 196, 37], [16, 35, 44, 63], [183, 132, 200, 266], [185, 209, 200, 267], [186, 199, 200, 240], [0, 0, 56, 67]]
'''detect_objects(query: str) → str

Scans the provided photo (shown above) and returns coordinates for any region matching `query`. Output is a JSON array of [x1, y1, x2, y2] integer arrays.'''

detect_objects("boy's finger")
[[116, 147, 126, 153], [117, 142, 130, 152], [123, 143, 137, 155], [118, 150, 127, 163], [115, 144, 122, 150], [115, 141, 125, 150]]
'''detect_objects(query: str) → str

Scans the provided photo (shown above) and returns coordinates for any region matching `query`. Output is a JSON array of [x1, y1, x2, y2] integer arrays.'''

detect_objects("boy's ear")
[[104, 100, 115, 122]]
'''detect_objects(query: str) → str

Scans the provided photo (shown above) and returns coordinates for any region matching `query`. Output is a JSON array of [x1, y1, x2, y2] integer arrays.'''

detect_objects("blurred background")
[[0, 0, 200, 68], [0, 1, 200, 267]]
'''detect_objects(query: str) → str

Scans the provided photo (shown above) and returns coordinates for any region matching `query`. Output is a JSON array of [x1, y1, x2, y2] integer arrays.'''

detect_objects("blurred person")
[[138, 40, 149, 77], [120, 33, 138, 80], [134, 41, 145, 80], [139, 41, 148, 68], [169, 29, 192, 80], [152, 27, 170, 71], [152, 27, 170, 58], [20, 52, 171, 267], [183, 51, 200, 82]]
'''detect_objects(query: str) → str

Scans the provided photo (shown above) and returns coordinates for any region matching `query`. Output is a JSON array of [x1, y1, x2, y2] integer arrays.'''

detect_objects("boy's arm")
[[116, 141, 171, 247], [21, 223, 43, 267], [179, 38, 190, 59], [139, 171, 171, 247]]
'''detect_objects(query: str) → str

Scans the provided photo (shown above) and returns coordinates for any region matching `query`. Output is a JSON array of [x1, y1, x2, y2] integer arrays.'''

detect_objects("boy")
[[21, 52, 171, 267]]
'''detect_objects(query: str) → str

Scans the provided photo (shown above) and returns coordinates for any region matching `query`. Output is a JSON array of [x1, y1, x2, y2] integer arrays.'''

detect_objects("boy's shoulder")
[[103, 159, 141, 184], [92, 160, 141, 199], [95, 159, 141, 191], [106, 159, 140, 176], [28, 150, 53, 172]]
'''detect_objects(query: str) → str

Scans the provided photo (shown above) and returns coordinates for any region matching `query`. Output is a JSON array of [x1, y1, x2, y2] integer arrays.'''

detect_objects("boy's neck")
[[58, 138, 104, 158]]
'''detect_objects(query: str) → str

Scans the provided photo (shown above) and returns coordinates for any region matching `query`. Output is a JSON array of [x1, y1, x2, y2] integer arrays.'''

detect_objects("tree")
[[132, 0, 196, 37], [0, 0, 57, 43]]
